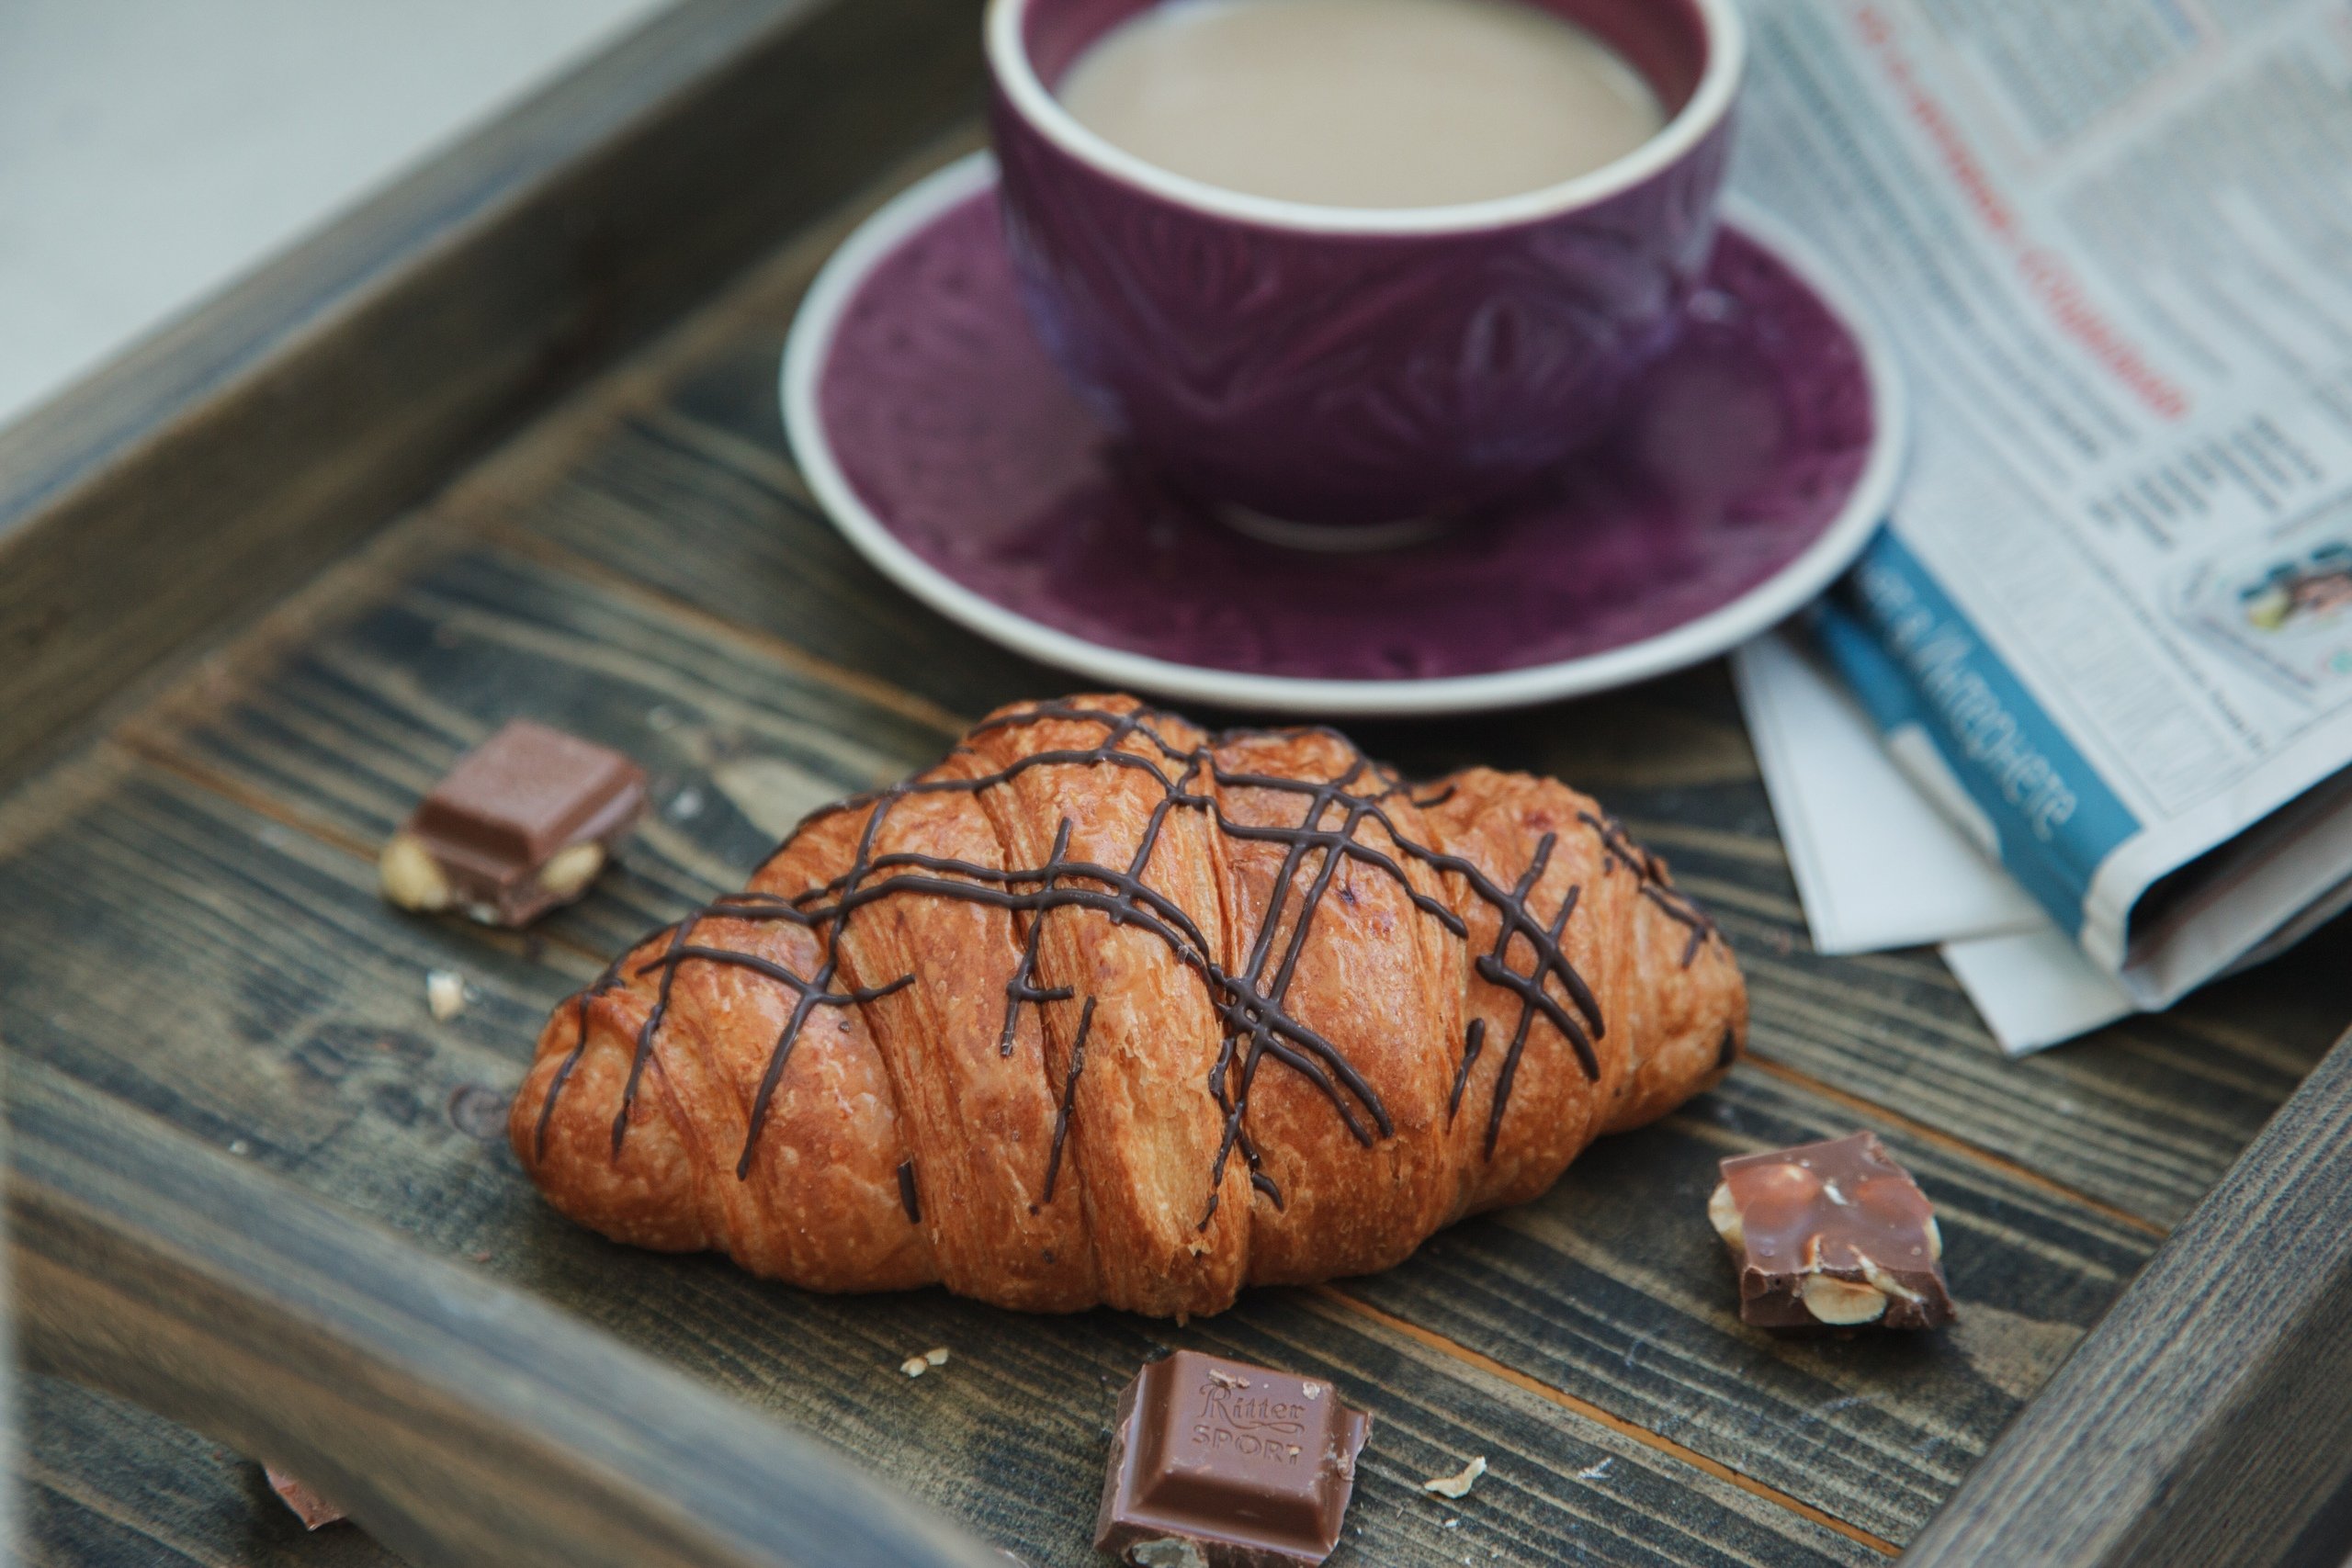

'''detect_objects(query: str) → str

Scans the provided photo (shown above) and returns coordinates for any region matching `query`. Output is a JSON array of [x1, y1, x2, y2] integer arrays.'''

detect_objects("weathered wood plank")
[[0, 757, 594, 1182], [1903, 1030, 2352, 1568], [1736, 926, 2344, 1229], [0, 761, 1873, 1564], [24, 1485, 219, 1568], [132, 536, 956, 959], [0, 0, 986, 791], [23, 1374, 400, 1567], [491, 408, 1053, 720], [1339, 1068, 2152, 1545], [12, 1059, 1009, 1568], [1201, 1295, 1883, 1566]]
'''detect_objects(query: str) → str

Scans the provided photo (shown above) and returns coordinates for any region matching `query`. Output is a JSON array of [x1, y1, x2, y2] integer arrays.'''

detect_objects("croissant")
[[509, 695, 1746, 1318]]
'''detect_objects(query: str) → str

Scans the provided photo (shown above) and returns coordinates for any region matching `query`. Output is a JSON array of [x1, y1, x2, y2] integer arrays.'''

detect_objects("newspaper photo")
[[1726, 0, 2352, 1029]]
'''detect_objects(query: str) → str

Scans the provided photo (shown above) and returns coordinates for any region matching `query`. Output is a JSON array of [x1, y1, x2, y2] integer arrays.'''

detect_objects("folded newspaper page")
[[1734, 627, 2147, 1053], [1732, 0, 2352, 1010]]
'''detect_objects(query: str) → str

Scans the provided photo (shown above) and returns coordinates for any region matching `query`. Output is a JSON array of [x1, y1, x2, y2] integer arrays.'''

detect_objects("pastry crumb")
[[900, 1355, 929, 1378], [425, 969, 467, 1021], [925, 1347, 950, 1367], [1422, 1456, 1486, 1499]]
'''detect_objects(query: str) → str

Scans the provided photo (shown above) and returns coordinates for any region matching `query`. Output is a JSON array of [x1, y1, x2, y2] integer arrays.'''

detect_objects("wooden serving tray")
[[7, 4, 2350, 1564]]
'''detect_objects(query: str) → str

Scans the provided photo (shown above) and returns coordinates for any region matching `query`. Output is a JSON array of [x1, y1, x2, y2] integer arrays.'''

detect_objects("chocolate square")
[[380, 719, 645, 926], [414, 721, 641, 867], [1096, 1351, 1368, 1567], [1711, 1132, 1955, 1330]]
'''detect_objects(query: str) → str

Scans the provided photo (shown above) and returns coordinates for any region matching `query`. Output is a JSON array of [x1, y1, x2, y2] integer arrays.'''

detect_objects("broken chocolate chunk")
[[1096, 1349, 1369, 1568], [379, 719, 645, 927], [1710, 1131, 1955, 1330], [264, 1465, 346, 1530]]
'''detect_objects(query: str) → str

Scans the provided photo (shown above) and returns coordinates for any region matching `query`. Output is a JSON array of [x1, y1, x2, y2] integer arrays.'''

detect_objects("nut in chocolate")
[[1710, 1131, 1956, 1331]]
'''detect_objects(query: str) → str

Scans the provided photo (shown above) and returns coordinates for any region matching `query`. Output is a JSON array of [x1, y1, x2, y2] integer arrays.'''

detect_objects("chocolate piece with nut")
[[379, 719, 645, 927], [1096, 1349, 1369, 1568], [1709, 1131, 1955, 1330]]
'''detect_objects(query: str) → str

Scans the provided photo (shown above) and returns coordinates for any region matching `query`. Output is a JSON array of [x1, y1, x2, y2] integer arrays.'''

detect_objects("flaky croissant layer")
[[510, 695, 1745, 1317]]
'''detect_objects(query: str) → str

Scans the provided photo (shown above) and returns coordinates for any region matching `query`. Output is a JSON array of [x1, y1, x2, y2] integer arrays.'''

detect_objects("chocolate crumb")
[[264, 1466, 345, 1530]]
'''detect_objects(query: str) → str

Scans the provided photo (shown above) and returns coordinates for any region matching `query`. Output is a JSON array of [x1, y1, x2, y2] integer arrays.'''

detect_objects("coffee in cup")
[[1057, 0, 1667, 209]]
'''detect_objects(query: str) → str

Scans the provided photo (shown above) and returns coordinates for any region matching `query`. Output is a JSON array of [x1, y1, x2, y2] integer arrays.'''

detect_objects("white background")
[[0, 0, 672, 432]]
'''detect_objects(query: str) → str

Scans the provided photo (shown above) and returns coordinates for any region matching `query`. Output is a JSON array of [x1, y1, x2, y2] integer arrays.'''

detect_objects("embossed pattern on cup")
[[989, 0, 1741, 526]]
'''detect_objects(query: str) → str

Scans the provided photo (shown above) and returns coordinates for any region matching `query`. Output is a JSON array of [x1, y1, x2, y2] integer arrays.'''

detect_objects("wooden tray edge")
[[6, 1056, 1008, 1568], [1903, 1027, 2352, 1565]]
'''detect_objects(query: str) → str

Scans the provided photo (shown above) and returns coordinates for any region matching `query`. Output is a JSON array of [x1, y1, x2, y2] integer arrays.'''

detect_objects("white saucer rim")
[[782, 150, 1908, 717]]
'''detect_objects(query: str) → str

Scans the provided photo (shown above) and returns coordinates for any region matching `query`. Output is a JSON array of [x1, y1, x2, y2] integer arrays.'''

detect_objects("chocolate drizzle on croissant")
[[513, 695, 1746, 1317], [547, 702, 1617, 1197]]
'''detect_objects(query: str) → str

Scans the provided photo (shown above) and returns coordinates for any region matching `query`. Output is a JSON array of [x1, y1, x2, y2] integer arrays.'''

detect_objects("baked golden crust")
[[510, 695, 1746, 1315], [960, 700, 1248, 1317], [509, 819, 933, 1292], [1211, 727, 1460, 1288], [814, 758, 1100, 1312], [1421, 768, 1623, 1219]]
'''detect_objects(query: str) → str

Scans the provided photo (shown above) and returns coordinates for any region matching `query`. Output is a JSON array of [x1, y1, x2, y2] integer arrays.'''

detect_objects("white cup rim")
[[984, 0, 1747, 237]]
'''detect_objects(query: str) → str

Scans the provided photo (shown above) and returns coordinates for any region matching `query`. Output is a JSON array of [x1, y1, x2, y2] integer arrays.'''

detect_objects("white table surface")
[[0, 0, 672, 434]]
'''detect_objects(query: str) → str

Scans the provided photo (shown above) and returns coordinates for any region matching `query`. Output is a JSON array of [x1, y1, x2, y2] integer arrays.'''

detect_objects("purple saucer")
[[784, 155, 1904, 716]]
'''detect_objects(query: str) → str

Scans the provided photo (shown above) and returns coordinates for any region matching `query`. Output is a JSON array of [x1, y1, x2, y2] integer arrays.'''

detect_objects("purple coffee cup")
[[987, 0, 1744, 529]]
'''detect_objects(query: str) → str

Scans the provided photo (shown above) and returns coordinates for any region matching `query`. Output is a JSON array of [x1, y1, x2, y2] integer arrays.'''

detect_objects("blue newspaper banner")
[[1820, 530, 2142, 936]]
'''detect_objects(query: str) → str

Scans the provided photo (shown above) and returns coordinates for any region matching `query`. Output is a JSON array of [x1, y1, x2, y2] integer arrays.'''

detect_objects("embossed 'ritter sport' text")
[[1193, 1378, 1308, 1463]]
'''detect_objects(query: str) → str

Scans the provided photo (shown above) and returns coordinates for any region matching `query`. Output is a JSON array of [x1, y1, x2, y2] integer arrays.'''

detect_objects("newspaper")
[[1727, 0, 2352, 1018], [1734, 628, 2139, 1052]]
